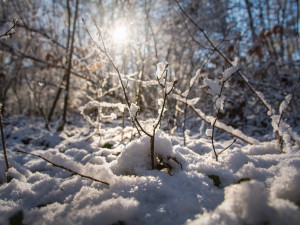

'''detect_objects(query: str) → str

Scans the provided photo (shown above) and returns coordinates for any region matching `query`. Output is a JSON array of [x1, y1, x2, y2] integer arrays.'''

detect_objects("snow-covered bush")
[[83, 20, 179, 170], [80, 100, 126, 142]]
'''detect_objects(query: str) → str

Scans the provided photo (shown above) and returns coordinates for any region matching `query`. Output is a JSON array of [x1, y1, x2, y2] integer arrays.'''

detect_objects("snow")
[[188, 180, 300, 225], [165, 81, 174, 94], [270, 158, 300, 205], [112, 130, 173, 175], [222, 57, 240, 80], [157, 98, 164, 107], [189, 69, 201, 88], [203, 78, 221, 96], [205, 128, 212, 137], [279, 94, 292, 115], [188, 97, 200, 106], [129, 103, 139, 118], [216, 95, 225, 110], [0, 21, 15, 40], [0, 115, 300, 225], [156, 61, 168, 80]]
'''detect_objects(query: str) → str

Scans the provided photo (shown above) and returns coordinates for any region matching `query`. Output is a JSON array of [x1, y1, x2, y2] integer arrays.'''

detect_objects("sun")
[[112, 25, 129, 44]]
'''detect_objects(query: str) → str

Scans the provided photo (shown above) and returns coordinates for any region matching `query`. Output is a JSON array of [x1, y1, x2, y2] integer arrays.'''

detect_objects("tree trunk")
[[244, 0, 257, 41], [58, 0, 79, 131], [47, 0, 72, 129]]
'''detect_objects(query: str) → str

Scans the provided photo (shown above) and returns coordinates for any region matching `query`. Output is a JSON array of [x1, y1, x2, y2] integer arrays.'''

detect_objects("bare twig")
[[275, 76, 300, 151], [82, 19, 177, 170], [0, 19, 18, 39], [174, 95, 259, 145], [218, 139, 237, 155], [16, 150, 109, 185], [59, 0, 80, 131], [0, 106, 9, 172], [0, 42, 92, 82], [174, 0, 273, 113], [182, 56, 211, 146], [144, 0, 159, 63], [82, 18, 147, 137], [24, 75, 47, 122], [209, 68, 239, 161]]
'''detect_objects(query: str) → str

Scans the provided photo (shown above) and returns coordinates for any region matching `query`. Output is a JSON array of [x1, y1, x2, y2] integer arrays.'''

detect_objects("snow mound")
[[270, 158, 300, 205], [187, 181, 271, 225], [112, 130, 173, 175], [187, 180, 300, 225], [244, 141, 278, 155], [222, 150, 249, 172]]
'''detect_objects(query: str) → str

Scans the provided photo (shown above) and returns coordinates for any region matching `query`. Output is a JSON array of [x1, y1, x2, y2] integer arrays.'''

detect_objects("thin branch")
[[144, 0, 159, 63], [211, 117, 219, 161], [275, 76, 300, 151], [16, 150, 109, 186], [278, 76, 300, 126], [82, 18, 152, 137], [59, 0, 80, 131], [82, 19, 130, 108], [181, 55, 212, 145], [0, 108, 9, 172], [0, 19, 18, 39], [17, 23, 66, 50], [209, 70, 239, 161], [174, 0, 273, 113], [0, 42, 92, 83], [218, 139, 237, 155], [154, 72, 177, 131], [173, 95, 259, 145], [82, 18, 177, 170], [24, 74, 47, 122]]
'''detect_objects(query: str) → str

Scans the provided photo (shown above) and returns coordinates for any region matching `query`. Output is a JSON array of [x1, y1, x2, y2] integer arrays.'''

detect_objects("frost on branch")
[[182, 90, 189, 98], [190, 69, 201, 88], [157, 98, 165, 115], [189, 97, 200, 106], [166, 81, 174, 93], [206, 128, 212, 137], [156, 61, 168, 80], [216, 95, 225, 110], [222, 57, 240, 81], [256, 91, 274, 114], [203, 78, 221, 96], [80, 101, 126, 127], [129, 103, 139, 118], [279, 94, 292, 115], [0, 20, 17, 40], [271, 94, 293, 152]]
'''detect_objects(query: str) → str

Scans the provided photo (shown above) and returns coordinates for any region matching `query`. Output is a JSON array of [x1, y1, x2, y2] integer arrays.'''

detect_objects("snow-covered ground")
[[1, 115, 300, 225]]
